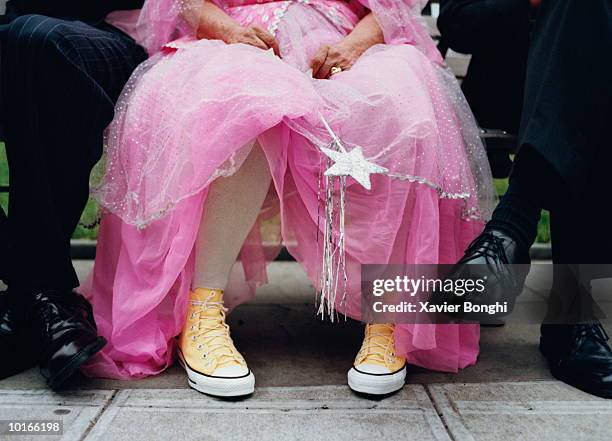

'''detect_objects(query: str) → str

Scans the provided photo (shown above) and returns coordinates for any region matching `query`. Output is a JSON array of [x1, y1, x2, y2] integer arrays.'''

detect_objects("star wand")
[[317, 111, 388, 191]]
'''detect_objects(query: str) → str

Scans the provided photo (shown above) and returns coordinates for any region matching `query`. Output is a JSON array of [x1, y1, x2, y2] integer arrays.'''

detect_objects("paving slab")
[[0, 389, 114, 441], [85, 385, 450, 441], [428, 381, 612, 441]]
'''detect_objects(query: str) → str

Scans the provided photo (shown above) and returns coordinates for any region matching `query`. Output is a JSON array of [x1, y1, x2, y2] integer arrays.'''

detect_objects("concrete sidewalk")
[[1, 262, 611, 440]]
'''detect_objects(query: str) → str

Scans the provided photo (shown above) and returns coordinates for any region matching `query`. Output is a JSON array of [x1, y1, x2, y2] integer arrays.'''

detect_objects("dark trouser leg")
[[491, 0, 612, 252], [1, 15, 146, 298], [0, 24, 8, 283], [546, 146, 612, 324], [485, 147, 559, 250], [520, 0, 612, 194], [547, 213, 597, 325], [0, 205, 7, 283]]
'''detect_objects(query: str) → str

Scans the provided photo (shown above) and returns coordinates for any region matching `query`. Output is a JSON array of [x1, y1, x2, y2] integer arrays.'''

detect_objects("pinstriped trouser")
[[0, 14, 146, 294]]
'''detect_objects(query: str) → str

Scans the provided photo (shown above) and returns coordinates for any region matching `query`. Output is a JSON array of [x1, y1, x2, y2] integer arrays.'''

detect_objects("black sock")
[[487, 185, 541, 250], [486, 147, 560, 250]]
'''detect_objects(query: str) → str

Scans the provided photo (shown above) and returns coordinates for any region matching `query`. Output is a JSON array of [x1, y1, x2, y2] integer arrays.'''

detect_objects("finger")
[[249, 34, 270, 51], [310, 46, 329, 78], [317, 54, 336, 79], [253, 27, 281, 56]]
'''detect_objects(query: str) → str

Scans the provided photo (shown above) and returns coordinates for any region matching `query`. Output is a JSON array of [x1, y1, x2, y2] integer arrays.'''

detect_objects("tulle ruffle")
[[92, 2, 495, 227]]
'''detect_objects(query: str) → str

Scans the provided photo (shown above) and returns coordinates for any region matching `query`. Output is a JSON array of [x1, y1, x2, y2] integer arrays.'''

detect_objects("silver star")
[[321, 145, 388, 190]]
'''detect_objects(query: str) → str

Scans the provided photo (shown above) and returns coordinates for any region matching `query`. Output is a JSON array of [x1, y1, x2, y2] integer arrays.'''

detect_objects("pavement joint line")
[[79, 389, 118, 441], [427, 385, 477, 441], [407, 384, 454, 441], [424, 384, 459, 441], [83, 390, 131, 441]]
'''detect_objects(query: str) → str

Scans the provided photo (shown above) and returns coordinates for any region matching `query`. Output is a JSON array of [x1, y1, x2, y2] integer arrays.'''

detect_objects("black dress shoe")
[[30, 290, 106, 390], [0, 291, 37, 379], [540, 322, 612, 399], [433, 229, 530, 321]]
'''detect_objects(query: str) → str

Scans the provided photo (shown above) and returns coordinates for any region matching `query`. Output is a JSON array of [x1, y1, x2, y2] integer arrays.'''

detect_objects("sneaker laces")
[[356, 324, 399, 367], [188, 292, 245, 370]]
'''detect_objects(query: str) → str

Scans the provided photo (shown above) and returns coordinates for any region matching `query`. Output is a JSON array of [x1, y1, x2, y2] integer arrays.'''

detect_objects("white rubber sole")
[[347, 366, 407, 395], [178, 352, 255, 397]]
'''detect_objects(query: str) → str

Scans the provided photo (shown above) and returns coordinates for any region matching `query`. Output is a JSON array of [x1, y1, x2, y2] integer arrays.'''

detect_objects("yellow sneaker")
[[178, 288, 254, 397], [347, 324, 407, 395]]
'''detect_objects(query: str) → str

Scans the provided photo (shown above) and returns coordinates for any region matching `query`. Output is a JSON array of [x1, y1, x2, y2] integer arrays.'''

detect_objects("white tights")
[[192, 144, 272, 291]]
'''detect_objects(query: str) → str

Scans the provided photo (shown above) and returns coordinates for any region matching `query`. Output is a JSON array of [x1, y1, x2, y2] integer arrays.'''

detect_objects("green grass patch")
[[73, 203, 100, 240]]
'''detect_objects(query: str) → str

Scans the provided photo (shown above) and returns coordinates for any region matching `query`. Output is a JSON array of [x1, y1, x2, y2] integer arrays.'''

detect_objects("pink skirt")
[[81, 4, 493, 379]]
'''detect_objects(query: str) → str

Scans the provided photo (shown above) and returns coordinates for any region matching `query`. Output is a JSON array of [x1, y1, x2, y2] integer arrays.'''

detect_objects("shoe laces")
[[575, 322, 610, 348], [464, 232, 510, 265], [356, 324, 399, 367], [188, 292, 245, 370]]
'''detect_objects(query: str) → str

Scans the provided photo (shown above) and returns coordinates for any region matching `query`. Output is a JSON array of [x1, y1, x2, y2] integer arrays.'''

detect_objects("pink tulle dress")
[[82, 0, 496, 379]]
